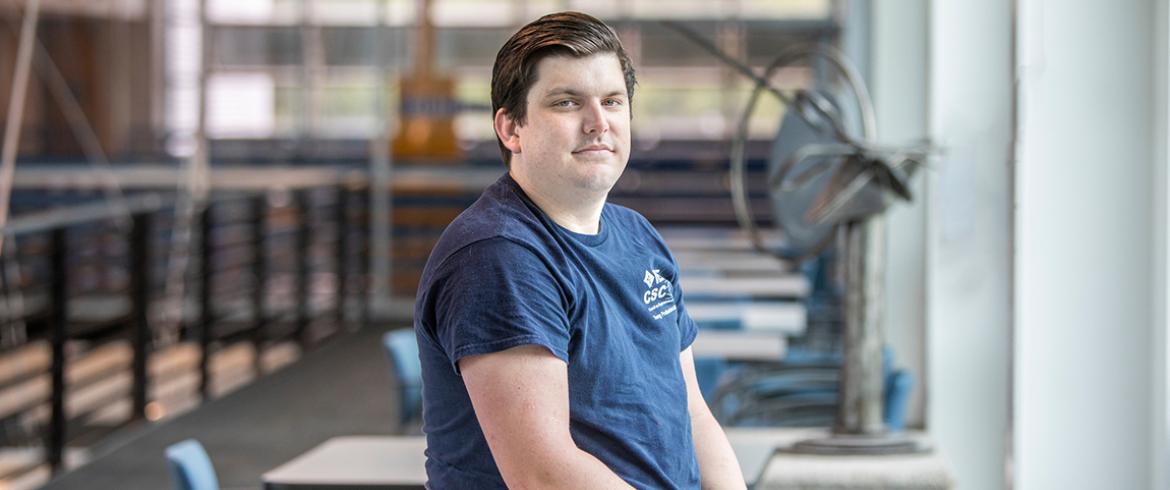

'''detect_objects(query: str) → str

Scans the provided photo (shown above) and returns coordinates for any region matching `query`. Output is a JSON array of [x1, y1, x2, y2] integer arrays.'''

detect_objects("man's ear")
[[494, 108, 522, 155]]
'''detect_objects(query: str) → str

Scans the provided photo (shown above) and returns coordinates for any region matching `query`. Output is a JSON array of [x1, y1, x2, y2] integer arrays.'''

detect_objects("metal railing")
[[0, 182, 371, 475]]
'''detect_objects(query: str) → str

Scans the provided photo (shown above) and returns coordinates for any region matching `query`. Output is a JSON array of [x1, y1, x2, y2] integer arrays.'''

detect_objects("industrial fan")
[[666, 22, 933, 455]]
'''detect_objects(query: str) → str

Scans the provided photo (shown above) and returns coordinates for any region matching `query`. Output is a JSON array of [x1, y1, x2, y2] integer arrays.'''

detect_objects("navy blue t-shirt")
[[413, 173, 701, 489]]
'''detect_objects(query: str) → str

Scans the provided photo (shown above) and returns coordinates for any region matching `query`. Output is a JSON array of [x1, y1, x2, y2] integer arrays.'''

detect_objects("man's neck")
[[509, 170, 606, 235]]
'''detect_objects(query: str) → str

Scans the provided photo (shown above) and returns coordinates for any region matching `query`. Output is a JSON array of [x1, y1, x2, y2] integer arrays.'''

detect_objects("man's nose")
[[582, 100, 610, 135]]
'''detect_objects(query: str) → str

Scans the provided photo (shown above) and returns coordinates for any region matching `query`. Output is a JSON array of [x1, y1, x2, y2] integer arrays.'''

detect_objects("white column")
[[926, 1, 1013, 489], [1014, 0, 1165, 487], [1155, 4, 1170, 489], [869, 0, 929, 428]]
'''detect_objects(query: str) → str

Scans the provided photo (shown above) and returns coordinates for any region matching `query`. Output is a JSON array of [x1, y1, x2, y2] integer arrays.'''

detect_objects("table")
[[691, 329, 787, 361], [262, 436, 426, 490], [264, 430, 784, 489], [660, 227, 787, 252], [738, 428, 954, 490], [680, 276, 809, 299], [675, 250, 792, 273], [262, 430, 952, 489], [686, 301, 806, 334]]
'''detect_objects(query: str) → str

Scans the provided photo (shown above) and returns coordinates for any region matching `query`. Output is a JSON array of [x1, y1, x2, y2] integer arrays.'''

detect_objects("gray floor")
[[41, 325, 407, 490]]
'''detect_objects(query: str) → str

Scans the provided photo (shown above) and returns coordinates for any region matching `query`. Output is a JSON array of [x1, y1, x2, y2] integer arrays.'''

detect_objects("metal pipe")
[[250, 194, 267, 375], [370, 0, 394, 315], [335, 186, 349, 329], [47, 227, 66, 473], [359, 184, 371, 330], [295, 190, 311, 347], [23, 25, 131, 227], [198, 204, 213, 400], [0, 0, 43, 253], [836, 219, 885, 435], [130, 212, 152, 420]]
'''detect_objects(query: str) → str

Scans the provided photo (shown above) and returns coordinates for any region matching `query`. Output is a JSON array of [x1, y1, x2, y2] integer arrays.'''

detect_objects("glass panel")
[[208, 0, 301, 24], [387, 0, 417, 26], [632, 74, 792, 140], [454, 76, 494, 141], [189, 0, 839, 146], [628, 1, 738, 20], [207, 73, 277, 138], [518, 0, 567, 21], [316, 77, 382, 137], [435, 27, 511, 70], [322, 26, 376, 66], [639, 22, 723, 66], [274, 84, 306, 136], [314, 0, 381, 26], [565, 0, 623, 18], [213, 26, 304, 66], [433, 0, 518, 27], [745, 30, 826, 66], [741, 0, 831, 19]]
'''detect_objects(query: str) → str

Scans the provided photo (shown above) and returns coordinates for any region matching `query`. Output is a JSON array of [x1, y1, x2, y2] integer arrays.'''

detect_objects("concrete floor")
[[41, 325, 406, 490]]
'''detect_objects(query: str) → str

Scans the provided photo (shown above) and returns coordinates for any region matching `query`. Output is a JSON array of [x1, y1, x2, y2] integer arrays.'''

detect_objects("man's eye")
[[554, 100, 577, 108], [603, 98, 623, 107]]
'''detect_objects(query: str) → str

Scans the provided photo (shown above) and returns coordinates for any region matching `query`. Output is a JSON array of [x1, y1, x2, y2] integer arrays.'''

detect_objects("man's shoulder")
[[425, 180, 554, 274], [603, 202, 669, 245], [603, 201, 654, 232]]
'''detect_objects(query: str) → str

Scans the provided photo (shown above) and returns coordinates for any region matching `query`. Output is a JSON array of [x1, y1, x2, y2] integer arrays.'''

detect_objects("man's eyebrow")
[[542, 87, 582, 98], [541, 87, 627, 98]]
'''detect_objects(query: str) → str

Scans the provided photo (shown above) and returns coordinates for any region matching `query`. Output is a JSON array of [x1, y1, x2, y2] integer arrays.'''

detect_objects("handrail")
[[1, 193, 169, 236], [0, 182, 371, 477]]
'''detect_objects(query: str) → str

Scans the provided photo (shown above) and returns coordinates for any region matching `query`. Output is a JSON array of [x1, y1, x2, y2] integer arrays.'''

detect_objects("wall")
[[1014, 0, 1165, 487], [926, 1, 1014, 488]]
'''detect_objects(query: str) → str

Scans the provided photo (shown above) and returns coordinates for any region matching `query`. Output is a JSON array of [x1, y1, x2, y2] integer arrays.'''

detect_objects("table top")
[[691, 329, 788, 361], [746, 429, 953, 490], [262, 429, 792, 489], [675, 250, 792, 273], [262, 436, 426, 490], [262, 430, 951, 490], [686, 301, 806, 334], [661, 228, 787, 252], [680, 275, 809, 298]]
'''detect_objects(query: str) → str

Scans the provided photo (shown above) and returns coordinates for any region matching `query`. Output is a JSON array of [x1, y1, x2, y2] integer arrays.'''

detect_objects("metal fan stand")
[[786, 217, 930, 455], [757, 49, 929, 455], [664, 22, 933, 455]]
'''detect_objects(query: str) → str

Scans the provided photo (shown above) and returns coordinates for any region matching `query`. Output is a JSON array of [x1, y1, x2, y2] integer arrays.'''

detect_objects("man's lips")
[[573, 144, 614, 153]]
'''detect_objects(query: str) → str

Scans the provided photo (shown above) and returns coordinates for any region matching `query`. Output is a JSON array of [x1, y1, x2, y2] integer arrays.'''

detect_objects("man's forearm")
[[505, 447, 634, 490], [691, 411, 747, 489]]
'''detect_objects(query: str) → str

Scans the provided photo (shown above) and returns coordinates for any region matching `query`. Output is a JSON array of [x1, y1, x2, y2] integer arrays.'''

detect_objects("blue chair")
[[165, 439, 219, 490], [884, 370, 914, 431], [708, 346, 915, 430], [382, 329, 423, 432]]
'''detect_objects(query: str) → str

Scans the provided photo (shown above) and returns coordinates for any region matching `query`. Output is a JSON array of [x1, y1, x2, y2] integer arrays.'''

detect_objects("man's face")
[[508, 52, 631, 195]]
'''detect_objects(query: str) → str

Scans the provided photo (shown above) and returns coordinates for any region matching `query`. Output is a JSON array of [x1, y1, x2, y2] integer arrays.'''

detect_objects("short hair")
[[490, 11, 637, 166]]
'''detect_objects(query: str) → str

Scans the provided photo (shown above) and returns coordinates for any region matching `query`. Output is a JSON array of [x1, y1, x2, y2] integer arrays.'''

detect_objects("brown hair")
[[490, 11, 637, 166]]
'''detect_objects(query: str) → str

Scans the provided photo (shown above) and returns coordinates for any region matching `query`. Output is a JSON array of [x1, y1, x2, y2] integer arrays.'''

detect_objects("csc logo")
[[643, 284, 673, 304]]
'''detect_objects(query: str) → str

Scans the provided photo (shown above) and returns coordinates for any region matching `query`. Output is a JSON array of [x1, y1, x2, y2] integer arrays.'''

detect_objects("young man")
[[413, 11, 746, 489]]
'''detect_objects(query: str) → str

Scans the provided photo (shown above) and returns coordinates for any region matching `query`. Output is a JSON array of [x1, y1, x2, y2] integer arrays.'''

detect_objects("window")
[[169, 0, 834, 152]]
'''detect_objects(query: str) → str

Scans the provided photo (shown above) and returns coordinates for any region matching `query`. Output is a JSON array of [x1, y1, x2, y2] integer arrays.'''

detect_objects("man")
[[414, 11, 746, 489]]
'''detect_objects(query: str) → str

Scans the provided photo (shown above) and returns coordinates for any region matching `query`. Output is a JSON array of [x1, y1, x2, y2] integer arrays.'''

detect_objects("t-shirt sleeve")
[[672, 267, 699, 352], [635, 213, 699, 352], [428, 237, 572, 375]]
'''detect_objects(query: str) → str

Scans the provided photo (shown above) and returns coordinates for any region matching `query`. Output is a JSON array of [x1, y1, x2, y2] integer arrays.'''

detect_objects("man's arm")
[[460, 345, 634, 490], [680, 347, 748, 489]]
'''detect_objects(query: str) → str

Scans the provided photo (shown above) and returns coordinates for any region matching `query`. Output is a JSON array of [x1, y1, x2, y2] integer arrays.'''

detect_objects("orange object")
[[391, 0, 461, 163]]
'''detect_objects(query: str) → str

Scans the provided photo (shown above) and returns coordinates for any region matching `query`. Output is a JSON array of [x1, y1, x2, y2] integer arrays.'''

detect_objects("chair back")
[[165, 439, 219, 490], [382, 329, 423, 428]]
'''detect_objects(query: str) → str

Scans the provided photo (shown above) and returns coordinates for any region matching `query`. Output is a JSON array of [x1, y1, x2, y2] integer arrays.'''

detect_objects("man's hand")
[[680, 347, 748, 489], [460, 345, 634, 489]]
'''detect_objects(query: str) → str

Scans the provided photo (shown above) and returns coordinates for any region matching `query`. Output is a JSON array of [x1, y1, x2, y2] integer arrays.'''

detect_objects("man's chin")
[[571, 169, 623, 194]]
